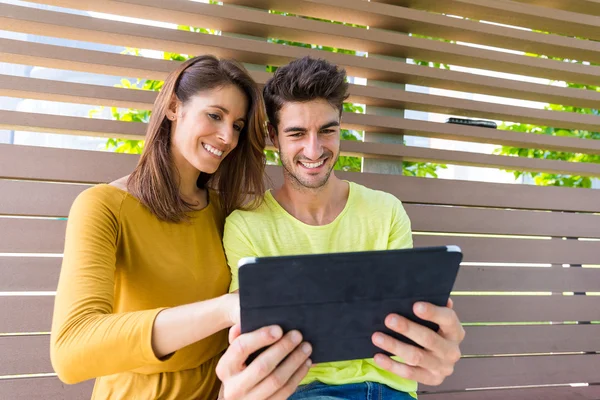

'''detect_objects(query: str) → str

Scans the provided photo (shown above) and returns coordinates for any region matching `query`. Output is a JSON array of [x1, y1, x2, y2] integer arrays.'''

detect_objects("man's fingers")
[[266, 356, 313, 400], [414, 303, 465, 343], [382, 314, 448, 354], [245, 341, 312, 400], [231, 330, 304, 396], [217, 325, 283, 381], [373, 354, 447, 386], [372, 332, 442, 372]]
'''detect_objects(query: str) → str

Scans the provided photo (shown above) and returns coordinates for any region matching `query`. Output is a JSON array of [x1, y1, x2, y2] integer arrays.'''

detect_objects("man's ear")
[[166, 95, 180, 121], [267, 123, 279, 149]]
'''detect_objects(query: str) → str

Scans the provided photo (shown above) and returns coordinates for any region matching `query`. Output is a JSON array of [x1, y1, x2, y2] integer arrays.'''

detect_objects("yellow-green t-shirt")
[[223, 182, 416, 397]]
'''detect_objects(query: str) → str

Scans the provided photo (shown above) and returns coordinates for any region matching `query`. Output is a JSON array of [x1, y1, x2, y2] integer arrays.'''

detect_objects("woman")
[[51, 55, 268, 399]]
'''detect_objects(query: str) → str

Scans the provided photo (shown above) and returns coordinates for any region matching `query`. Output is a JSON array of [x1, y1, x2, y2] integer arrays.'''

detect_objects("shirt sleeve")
[[50, 187, 168, 384], [387, 198, 414, 250], [223, 213, 258, 292]]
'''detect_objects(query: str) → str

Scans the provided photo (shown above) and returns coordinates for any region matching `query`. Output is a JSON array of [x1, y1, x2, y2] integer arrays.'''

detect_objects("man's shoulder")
[[226, 192, 277, 228], [350, 182, 403, 208]]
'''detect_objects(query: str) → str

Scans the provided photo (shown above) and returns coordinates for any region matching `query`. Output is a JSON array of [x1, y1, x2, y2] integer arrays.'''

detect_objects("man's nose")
[[303, 134, 324, 160]]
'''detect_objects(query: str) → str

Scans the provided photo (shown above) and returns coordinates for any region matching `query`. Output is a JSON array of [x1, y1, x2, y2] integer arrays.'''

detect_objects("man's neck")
[[273, 175, 350, 226]]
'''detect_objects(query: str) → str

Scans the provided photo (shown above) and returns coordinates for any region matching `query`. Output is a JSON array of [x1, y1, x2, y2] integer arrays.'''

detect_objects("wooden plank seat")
[[1, 145, 599, 398], [1, 0, 600, 397]]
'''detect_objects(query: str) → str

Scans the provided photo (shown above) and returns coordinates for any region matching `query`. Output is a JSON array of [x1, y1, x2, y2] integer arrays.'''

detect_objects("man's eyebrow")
[[320, 121, 340, 130], [283, 126, 307, 133], [283, 121, 340, 133]]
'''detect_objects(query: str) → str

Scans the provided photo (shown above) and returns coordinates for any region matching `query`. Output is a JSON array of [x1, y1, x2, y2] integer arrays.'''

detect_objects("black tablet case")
[[239, 246, 462, 364]]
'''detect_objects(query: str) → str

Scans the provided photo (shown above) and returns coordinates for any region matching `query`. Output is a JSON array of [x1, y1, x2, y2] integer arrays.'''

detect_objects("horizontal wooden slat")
[[0, 38, 273, 84], [21, 0, 600, 87], [0, 74, 156, 110], [6, 78, 600, 154], [5, 111, 599, 176], [0, 377, 94, 400], [228, 0, 600, 65], [2, 148, 599, 214], [0, 297, 54, 333], [341, 140, 600, 177], [3, 3, 600, 101], [375, 0, 600, 42], [0, 180, 90, 217], [0, 110, 145, 140], [512, 0, 600, 16], [0, 219, 66, 254], [0, 335, 52, 375], [0, 38, 175, 81], [347, 84, 600, 134], [419, 384, 600, 399], [0, 74, 157, 110], [420, 354, 600, 392], [0, 326, 597, 375], [2, 294, 597, 334], [414, 235, 600, 264], [406, 204, 600, 238], [462, 324, 600, 355], [314, 168, 600, 212], [343, 111, 600, 156], [26, 251, 593, 294], [455, 266, 600, 292], [453, 295, 600, 323], [0, 257, 62, 291], [0, 144, 138, 184]]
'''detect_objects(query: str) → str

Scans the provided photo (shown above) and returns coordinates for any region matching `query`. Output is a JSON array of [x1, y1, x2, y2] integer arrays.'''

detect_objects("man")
[[219, 56, 465, 399]]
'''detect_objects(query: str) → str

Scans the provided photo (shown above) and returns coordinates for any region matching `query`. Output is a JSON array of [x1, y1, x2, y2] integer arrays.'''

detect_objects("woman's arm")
[[51, 187, 237, 383], [151, 293, 238, 359]]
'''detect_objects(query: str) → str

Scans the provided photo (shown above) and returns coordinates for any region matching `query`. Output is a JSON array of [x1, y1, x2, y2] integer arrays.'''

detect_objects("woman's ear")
[[166, 95, 180, 121]]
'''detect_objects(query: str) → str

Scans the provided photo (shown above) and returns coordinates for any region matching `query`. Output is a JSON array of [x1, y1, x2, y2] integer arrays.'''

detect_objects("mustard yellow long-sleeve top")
[[51, 184, 230, 399]]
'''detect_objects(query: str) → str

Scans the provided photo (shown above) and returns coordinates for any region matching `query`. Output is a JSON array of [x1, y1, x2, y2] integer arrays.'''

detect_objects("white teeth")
[[203, 143, 223, 157], [300, 160, 325, 169]]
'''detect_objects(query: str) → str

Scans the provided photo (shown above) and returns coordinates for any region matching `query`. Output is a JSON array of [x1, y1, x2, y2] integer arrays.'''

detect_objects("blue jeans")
[[288, 381, 416, 400]]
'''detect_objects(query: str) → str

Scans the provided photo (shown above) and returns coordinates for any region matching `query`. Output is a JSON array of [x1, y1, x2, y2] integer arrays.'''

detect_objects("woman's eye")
[[208, 113, 221, 121], [234, 124, 243, 132]]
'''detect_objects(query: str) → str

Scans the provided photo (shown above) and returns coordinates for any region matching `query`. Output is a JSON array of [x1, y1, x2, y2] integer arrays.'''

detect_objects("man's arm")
[[217, 324, 312, 400], [223, 217, 255, 292], [219, 215, 312, 399], [373, 198, 465, 386]]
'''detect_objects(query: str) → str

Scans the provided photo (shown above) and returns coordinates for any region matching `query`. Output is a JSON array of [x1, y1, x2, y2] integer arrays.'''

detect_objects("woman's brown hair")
[[127, 55, 267, 222]]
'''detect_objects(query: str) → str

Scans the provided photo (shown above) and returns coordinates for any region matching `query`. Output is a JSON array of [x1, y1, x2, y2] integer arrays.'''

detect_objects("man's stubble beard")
[[279, 148, 339, 191]]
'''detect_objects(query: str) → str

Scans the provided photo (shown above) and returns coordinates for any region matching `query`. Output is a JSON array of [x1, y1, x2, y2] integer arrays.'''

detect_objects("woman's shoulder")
[[72, 183, 129, 217]]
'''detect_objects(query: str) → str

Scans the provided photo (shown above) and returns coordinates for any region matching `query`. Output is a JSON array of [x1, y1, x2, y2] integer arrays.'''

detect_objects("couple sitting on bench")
[[50, 55, 464, 400]]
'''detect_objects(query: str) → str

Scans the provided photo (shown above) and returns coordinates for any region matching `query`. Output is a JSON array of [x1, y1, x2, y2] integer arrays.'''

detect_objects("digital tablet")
[[238, 246, 462, 364]]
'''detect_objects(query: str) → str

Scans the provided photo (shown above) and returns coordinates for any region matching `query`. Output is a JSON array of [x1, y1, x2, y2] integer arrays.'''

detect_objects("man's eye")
[[290, 132, 303, 137], [208, 113, 221, 121]]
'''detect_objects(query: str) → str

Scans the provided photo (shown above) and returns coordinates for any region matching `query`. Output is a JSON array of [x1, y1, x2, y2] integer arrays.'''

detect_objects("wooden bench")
[[2, 0, 600, 398], [2, 144, 599, 399]]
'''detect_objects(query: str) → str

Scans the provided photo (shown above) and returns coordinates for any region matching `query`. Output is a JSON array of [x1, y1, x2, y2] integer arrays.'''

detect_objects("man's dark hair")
[[263, 56, 349, 130]]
